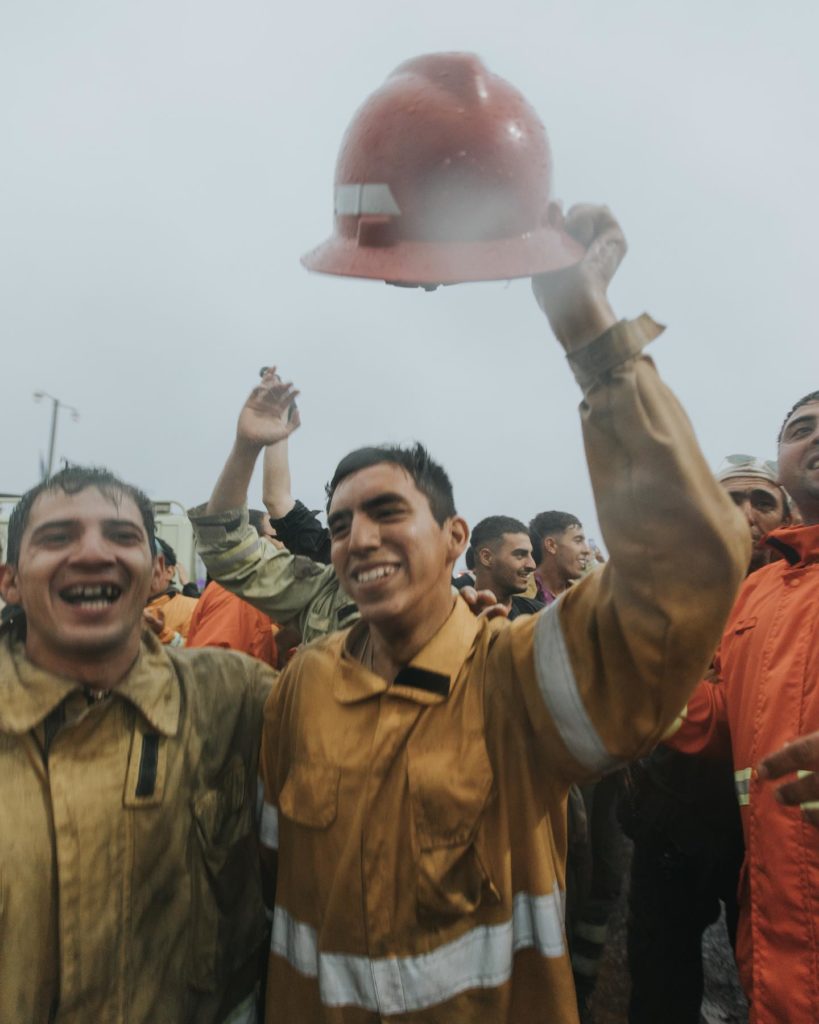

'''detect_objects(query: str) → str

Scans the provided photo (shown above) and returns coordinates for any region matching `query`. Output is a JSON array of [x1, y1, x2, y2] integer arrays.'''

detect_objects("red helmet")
[[302, 52, 583, 288]]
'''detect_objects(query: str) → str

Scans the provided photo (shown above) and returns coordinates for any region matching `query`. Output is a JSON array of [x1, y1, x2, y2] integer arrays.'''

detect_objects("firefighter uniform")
[[255, 319, 749, 1023], [668, 522, 819, 1024]]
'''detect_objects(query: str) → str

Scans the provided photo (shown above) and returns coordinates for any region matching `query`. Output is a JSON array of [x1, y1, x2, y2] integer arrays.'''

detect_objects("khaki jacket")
[[188, 509, 356, 643], [257, 322, 751, 1023], [0, 628, 274, 1024]]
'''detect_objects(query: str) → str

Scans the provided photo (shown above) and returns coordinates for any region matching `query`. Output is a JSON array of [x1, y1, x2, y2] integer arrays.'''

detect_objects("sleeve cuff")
[[567, 314, 665, 391]]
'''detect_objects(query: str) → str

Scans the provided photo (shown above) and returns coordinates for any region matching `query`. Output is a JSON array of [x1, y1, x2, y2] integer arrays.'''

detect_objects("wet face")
[[328, 463, 466, 631], [1, 487, 155, 664], [478, 532, 536, 601], [778, 401, 819, 523], [721, 475, 787, 569], [550, 524, 590, 583]]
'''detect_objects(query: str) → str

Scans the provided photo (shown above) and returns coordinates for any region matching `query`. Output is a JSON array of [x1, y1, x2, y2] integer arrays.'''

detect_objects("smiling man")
[[193, 205, 749, 1023], [0, 466, 273, 1024], [528, 511, 591, 605], [457, 515, 542, 619]]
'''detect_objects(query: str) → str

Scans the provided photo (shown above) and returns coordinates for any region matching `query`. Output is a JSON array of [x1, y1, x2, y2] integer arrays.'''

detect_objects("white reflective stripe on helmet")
[[734, 767, 752, 806], [271, 885, 566, 1015], [220, 992, 256, 1024], [335, 184, 401, 216], [533, 601, 619, 775], [260, 801, 279, 850]]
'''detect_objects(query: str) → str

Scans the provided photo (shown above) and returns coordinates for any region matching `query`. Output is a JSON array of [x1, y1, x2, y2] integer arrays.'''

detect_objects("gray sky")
[[2, 1, 817, 547]]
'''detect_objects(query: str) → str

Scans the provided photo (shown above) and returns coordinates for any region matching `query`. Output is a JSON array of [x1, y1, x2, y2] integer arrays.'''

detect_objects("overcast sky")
[[2, 1, 817, 548]]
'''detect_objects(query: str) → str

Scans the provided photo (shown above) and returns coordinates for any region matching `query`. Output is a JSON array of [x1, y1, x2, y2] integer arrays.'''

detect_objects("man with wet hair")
[[667, 390, 819, 1024], [0, 464, 273, 1023], [529, 510, 592, 605], [196, 205, 747, 1023]]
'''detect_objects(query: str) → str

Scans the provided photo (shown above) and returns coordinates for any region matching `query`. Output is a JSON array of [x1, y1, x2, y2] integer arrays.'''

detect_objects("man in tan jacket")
[[203, 205, 750, 1023], [0, 466, 274, 1023]]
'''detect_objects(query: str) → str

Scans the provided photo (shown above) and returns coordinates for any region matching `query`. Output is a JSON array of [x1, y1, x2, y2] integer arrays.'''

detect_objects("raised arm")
[[207, 369, 300, 515], [513, 205, 750, 779]]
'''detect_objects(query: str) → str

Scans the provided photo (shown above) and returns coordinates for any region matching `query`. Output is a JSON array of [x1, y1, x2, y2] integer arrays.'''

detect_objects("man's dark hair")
[[155, 536, 177, 566], [326, 443, 456, 526], [466, 515, 529, 570], [528, 510, 581, 561], [248, 508, 272, 537], [6, 465, 156, 567], [778, 391, 819, 442]]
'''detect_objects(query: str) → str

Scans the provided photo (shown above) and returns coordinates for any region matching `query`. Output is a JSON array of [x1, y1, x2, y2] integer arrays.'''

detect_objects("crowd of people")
[[0, 206, 817, 1024]]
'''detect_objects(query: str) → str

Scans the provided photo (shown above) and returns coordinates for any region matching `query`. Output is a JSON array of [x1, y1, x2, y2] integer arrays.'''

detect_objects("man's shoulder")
[[167, 645, 276, 700]]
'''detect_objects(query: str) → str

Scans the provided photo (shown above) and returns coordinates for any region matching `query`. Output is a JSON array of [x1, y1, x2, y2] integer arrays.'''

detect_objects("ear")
[[446, 516, 470, 563], [0, 565, 21, 606], [543, 536, 558, 556], [150, 554, 167, 594], [477, 545, 493, 569]]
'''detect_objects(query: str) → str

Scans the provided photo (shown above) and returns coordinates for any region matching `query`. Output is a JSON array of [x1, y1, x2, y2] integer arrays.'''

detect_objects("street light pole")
[[33, 391, 80, 479]]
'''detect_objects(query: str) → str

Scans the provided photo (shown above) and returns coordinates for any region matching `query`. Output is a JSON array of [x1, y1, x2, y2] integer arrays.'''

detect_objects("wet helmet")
[[302, 52, 583, 289]]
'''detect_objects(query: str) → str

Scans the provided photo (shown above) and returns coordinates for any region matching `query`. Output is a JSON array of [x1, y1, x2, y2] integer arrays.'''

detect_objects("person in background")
[[529, 511, 591, 605], [666, 393, 819, 1024], [623, 453, 790, 1024], [455, 515, 542, 619], [186, 509, 281, 667], [145, 537, 199, 646]]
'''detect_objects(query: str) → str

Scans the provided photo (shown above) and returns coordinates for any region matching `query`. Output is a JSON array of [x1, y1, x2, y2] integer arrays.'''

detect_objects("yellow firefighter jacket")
[[0, 627, 274, 1024], [256, 319, 751, 1023]]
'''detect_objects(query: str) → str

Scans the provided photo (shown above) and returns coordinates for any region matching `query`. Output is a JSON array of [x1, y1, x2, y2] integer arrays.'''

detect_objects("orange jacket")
[[146, 590, 199, 645], [187, 582, 278, 667], [668, 523, 819, 1024]]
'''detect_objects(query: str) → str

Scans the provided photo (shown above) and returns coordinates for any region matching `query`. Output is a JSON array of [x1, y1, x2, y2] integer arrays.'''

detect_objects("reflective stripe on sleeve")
[[271, 885, 566, 1015], [260, 801, 279, 850], [735, 767, 752, 806], [533, 602, 619, 774], [220, 992, 256, 1024]]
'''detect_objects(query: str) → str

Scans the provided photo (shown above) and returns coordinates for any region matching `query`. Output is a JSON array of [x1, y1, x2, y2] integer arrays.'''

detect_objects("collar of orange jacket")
[[765, 522, 819, 566]]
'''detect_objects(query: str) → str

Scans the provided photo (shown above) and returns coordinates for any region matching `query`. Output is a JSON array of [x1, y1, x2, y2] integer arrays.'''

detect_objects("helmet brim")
[[301, 223, 584, 288]]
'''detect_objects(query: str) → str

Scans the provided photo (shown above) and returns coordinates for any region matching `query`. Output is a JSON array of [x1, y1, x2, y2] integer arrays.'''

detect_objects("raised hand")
[[236, 368, 301, 449], [531, 204, 624, 351]]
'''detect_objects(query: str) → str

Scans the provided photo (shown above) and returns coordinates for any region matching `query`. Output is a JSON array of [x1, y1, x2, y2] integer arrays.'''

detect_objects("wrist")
[[549, 294, 618, 353]]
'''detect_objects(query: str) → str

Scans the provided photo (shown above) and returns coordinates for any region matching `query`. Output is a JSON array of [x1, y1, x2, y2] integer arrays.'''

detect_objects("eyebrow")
[[30, 517, 144, 538], [327, 492, 410, 530], [784, 413, 817, 434]]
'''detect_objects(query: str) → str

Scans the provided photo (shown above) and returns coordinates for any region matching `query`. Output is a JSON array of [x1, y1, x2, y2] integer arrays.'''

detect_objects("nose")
[[737, 498, 756, 529], [348, 513, 380, 554], [524, 554, 536, 571], [71, 527, 116, 565]]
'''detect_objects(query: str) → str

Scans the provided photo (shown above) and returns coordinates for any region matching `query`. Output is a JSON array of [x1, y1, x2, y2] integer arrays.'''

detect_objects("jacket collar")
[[335, 597, 480, 706], [765, 522, 819, 567], [0, 630, 180, 736]]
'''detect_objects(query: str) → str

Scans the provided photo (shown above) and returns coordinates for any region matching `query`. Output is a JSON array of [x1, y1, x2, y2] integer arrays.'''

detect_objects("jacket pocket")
[[732, 616, 757, 636], [278, 760, 339, 828], [407, 734, 498, 918], [189, 756, 268, 992]]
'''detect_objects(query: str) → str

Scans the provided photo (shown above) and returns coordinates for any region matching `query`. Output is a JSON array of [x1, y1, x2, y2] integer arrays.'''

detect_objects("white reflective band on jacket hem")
[[533, 602, 619, 774], [271, 886, 566, 1014], [797, 770, 819, 811], [220, 992, 256, 1024], [735, 767, 751, 806], [335, 183, 401, 216], [260, 801, 279, 850]]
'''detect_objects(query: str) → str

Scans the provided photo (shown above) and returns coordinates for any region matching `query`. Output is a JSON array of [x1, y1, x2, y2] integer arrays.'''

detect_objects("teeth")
[[62, 583, 122, 604], [355, 565, 397, 584]]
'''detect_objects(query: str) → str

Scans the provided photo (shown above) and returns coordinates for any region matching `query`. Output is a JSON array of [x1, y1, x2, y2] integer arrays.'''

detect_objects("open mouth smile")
[[59, 583, 123, 610], [352, 565, 399, 584]]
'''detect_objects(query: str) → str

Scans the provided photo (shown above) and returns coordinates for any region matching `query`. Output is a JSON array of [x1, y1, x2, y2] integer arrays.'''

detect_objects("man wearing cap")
[[666, 391, 819, 1024], [200, 204, 748, 1024], [623, 454, 790, 1024]]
